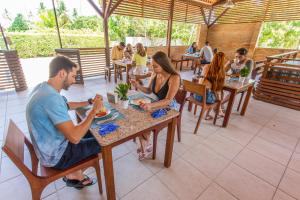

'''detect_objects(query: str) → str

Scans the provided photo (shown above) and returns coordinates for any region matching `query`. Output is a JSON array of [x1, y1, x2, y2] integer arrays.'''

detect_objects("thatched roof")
[[109, 0, 300, 24]]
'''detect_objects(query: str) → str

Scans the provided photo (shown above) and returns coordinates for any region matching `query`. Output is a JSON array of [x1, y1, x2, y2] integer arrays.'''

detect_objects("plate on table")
[[130, 98, 151, 106], [86, 108, 111, 119]]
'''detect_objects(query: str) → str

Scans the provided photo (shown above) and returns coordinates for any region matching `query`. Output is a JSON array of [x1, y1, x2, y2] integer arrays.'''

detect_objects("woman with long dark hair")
[[131, 51, 180, 160]]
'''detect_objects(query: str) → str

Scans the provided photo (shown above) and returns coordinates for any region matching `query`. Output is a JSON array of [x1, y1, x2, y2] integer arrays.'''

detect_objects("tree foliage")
[[8, 14, 29, 32], [258, 21, 300, 49]]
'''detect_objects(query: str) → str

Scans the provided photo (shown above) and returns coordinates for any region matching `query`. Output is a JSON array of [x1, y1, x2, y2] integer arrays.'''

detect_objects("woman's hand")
[[130, 79, 139, 88], [140, 103, 152, 112]]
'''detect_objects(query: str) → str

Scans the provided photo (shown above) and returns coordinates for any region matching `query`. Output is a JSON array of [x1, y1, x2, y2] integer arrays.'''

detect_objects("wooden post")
[[167, 0, 175, 57], [103, 0, 111, 67], [0, 23, 9, 50], [52, 0, 62, 48]]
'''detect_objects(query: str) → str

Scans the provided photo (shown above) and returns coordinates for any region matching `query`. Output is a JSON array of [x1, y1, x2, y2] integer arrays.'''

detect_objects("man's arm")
[[68, 101, 89, 110], [56, 96, 103, 144]]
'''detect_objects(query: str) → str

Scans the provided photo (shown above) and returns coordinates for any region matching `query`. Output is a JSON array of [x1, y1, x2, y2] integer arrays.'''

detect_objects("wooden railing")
[[0, 50, 27, 91], [254, 51, 300, 110]]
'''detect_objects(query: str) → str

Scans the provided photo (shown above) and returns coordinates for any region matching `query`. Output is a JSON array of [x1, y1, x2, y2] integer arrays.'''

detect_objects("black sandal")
[[63, 175, 96, 190]]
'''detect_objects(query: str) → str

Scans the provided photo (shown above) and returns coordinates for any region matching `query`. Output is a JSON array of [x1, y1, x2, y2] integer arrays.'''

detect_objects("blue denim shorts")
[[194, 90, 216, 104], [53, 132, 101, 170]]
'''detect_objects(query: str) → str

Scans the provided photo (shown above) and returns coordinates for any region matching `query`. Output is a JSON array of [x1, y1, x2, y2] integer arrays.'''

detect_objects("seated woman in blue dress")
[[186, 42, 198, 54], [130, 51, 180, 160], [194, 52, 226, 119]]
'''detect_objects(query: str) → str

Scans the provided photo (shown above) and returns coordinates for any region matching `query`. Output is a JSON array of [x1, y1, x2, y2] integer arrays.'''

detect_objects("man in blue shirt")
[[26, 56, 103, 189]]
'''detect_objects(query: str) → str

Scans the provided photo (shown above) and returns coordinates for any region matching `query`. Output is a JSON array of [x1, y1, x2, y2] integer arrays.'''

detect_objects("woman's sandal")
[[205, 115, 214, 120], [63, 175, 96, 190]]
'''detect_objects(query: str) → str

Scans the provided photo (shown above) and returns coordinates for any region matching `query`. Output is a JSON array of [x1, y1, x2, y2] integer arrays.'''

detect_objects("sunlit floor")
[[1, 70, 300, 200]]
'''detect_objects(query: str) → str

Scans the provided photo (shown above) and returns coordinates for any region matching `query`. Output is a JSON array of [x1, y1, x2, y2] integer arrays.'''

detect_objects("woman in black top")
[[131, 51, 180, 160]]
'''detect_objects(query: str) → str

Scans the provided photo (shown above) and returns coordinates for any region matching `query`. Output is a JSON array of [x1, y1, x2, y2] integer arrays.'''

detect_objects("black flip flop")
[[63, 175, 97, 190]]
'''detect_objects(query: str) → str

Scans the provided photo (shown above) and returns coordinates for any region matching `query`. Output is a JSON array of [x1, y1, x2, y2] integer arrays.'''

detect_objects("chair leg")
[[30, 182, 44, 200], [194, 104, 198, 115], [94, 160, 103, 194], [194, 107, 205, 134], [152, 130, 158, 160], [193, 65, 197, 74], [177, 116, 181, 142], [108, 70, 111, 82], [104, 70, 107, 80], [213, 102, 221, 125], [237, 92, 245, 111]]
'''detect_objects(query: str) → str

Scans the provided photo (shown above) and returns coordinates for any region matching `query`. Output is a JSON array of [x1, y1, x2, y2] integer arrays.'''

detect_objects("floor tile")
[[273, 190, 297, 200], [197, 183, 238, 200], [295, 142, 300, 153], [258, 127, 298, 150], [216, 126, 255, 146], [0, 157, 21, 183], [247, 137, 293, 165], [288, 152, 300, 173], [216, 163, 275, 200], [202, 134, 243, 160], [114, 153, 153, 197], [157, 158, 211, 200], [266, 119, 300, 138], [0, 175, 32, 200], [122, 176, 178, 200], [183, 143, 230, 179], [234, 148, 285, 186], [279, 169, 300, 199]]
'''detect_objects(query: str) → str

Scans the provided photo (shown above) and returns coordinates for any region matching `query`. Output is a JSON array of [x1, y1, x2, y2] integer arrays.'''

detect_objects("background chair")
[[2, 120, 103, 200], [183, 80, 220, 134]]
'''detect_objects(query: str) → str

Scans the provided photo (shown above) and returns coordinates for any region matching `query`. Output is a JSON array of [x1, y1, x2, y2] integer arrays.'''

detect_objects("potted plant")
[[114, 83, 130, 109], [240, 67, 250, 82]]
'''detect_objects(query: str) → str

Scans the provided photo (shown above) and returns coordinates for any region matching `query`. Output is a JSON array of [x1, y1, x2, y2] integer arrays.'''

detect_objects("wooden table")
[[182, 53, 201, 70], [113, 60, 152, 84], [189, 77, 255, 127], [76, 100, 179, 200], [113, 60, 131, 83]]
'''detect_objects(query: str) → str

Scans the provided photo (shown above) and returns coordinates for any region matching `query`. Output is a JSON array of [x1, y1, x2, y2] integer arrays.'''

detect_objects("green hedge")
[[6, 33, 104, 58]]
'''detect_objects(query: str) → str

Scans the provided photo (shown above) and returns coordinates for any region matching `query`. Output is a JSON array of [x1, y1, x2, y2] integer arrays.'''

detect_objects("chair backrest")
[[175, 87, 187, 113], [182, 79, 207, 105], [2, 120, 39, 177]]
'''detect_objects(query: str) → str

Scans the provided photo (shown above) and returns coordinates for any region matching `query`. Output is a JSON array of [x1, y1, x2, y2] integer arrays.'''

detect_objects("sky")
[[0, 0, 99, 27]]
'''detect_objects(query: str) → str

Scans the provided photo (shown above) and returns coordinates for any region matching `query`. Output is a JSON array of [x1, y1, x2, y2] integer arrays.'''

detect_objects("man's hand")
[[91, 95, 103, 115], [140, 103, 152, 112]]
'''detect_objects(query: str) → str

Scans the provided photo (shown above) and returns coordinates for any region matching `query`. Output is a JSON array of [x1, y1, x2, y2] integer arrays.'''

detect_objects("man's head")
[[205, 41, 209, 46], [118, 42, 126, 50], [49, 56, 78, 90]]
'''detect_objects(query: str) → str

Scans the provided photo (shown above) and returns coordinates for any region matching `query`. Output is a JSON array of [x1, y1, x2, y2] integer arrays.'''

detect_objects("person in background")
[[213, 48, 218, 55], [26, 56, 103, 189], [111, 42, 125, 61], [186, 42, 197, 54], [132, 43, 148, 74], [225, 48, 254, 79], [199, 41, 213, 65], [195, 52, 226, 119], [130, 51, 180, 160], [124, 43, 134, 60]]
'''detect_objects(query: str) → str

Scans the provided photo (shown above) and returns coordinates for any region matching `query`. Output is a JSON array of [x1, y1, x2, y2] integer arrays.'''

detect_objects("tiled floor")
[[1, 71, 300, 200]]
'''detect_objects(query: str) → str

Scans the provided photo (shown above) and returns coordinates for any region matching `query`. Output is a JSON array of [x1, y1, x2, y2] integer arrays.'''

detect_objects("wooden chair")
[[152, 88, 187, 159], [183, 80, 220, 134], [2, 120, 103, 200], [104, 65, 114, 82]]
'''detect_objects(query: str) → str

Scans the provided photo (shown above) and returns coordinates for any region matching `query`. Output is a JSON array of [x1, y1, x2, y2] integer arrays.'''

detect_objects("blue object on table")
[[151, 109, 168, 118], [98, 122, 119, 136]]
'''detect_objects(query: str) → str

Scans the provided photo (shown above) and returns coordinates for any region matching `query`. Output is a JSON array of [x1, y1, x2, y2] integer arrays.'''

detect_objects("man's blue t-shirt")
[[26, 82, 71, 167]]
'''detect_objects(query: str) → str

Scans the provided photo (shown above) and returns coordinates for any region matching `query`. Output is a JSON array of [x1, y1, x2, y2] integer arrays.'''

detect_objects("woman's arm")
[[141, 75, 180, 111], [198, 64, 209, 84], [131, 73, 155, 94], [225, 60, 232, 72]]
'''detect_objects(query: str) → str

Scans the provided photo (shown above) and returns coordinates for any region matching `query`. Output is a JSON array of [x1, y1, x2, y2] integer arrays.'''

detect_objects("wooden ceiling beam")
[[109, 0, 124, 17], [208, 7, 229, 27], [87, 0, 104, 18], [200, 7, 209, 25]]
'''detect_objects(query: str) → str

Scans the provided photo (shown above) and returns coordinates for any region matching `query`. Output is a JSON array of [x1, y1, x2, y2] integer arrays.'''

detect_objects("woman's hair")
[[136, 43, 146, 57], [152, 51, 179, 75], [206, 52, 226, 91], [236, 48, 248, 56]]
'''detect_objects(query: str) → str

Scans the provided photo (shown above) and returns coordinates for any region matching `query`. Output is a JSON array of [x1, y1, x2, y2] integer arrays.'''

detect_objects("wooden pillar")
[[52, 0, 63, 48], [0, 23, 9, 50], [167, 0, 175, 57], [103, 18, 110, 67]]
